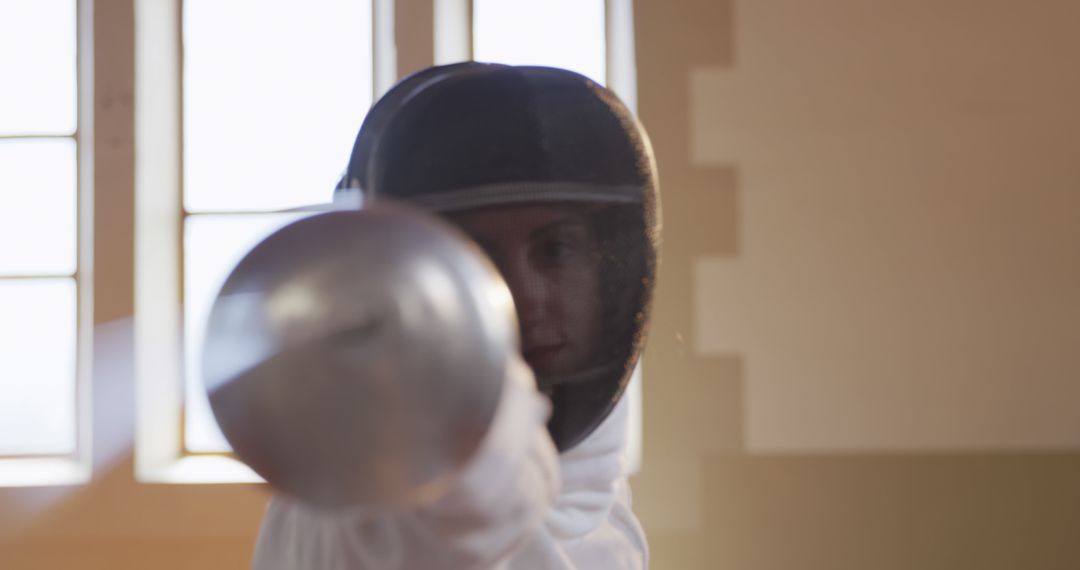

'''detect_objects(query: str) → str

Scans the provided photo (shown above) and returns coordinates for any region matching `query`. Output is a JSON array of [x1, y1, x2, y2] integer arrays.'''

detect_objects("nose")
[[499, 254, 549, 328]]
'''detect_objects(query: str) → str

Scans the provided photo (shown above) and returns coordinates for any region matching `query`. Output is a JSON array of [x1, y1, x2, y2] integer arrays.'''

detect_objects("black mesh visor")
[[340, 63, 660, 451]]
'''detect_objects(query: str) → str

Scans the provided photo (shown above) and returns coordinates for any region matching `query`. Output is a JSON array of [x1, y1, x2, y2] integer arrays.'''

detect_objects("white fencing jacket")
[[251, 361, 648, 569]]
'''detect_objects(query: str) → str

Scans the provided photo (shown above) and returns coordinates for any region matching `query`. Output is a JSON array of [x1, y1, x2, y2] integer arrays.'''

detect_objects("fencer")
[[207, 62, 660, 569]]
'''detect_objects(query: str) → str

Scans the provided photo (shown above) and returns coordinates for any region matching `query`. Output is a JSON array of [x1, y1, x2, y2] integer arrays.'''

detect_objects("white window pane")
[[183, 0, 373, 213], [0, 140, 77, 276], [184, 213, 304, 452], [473, 0, 606, 85], [0, 0, 77, 135], [0, 279, 76, 455]]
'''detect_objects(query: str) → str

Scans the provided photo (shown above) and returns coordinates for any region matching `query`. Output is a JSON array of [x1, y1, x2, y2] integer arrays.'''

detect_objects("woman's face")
[[447, 204, 603, 384]]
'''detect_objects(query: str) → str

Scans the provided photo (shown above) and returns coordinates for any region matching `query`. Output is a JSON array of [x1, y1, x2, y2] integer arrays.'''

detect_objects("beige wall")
[[3, 1, 1080, 568], [633, 0, 1080, 567]]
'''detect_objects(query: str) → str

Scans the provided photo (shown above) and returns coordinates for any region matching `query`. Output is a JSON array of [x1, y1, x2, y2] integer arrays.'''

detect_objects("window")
[[473, 0, 606, 84], [181, 0, 374, 454], [136, 0, 373, 481], [136, 0, 640, 480], [0, 0, 90, 485]]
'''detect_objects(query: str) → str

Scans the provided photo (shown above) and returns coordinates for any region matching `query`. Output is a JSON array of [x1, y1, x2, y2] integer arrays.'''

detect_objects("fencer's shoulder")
[[545, 395, 635, 541]]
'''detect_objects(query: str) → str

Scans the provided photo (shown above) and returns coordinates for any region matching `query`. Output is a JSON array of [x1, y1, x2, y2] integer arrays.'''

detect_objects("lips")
[[523, 343, 564, 364], [522, 335, 565, 371], [521, 325, 565, 370]]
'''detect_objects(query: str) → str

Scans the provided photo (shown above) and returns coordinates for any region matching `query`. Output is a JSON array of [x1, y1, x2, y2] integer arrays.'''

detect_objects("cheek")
[[552, 265, 603, 335]]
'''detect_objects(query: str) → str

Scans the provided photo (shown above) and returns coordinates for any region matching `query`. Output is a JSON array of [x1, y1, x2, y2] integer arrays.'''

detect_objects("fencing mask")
[[341, 62, 660, 451]]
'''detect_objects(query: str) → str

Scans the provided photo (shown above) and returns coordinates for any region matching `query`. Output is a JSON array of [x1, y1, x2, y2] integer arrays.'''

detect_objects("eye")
[[531, 237, 578, 267]]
